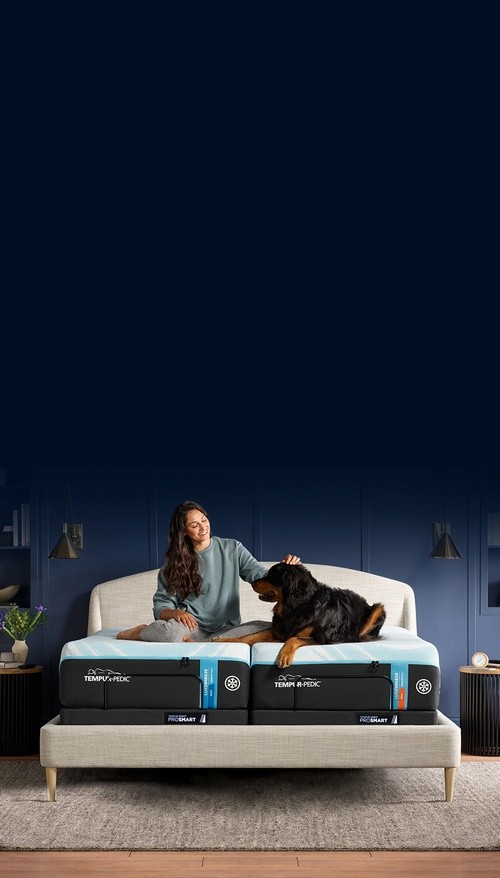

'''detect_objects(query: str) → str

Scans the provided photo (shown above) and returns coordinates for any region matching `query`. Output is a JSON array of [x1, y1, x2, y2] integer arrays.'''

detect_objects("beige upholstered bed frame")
[[39, 563, 461, 802]]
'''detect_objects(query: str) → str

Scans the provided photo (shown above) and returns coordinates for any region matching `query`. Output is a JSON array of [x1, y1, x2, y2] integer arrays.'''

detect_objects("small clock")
[[471, 651, 489, 668]]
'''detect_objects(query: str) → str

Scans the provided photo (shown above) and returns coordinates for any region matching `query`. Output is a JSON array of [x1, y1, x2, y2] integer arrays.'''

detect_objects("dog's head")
[[252, 562, 317, 608]]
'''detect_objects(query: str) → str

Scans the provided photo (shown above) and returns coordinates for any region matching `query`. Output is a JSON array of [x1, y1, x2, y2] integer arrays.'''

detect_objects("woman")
[[117, 499, 300, 642]]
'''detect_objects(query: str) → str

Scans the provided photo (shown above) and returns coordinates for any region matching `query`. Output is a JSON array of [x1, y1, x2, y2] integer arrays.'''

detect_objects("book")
[[12, 510, 19, 547], [21, 502, 30, 546]]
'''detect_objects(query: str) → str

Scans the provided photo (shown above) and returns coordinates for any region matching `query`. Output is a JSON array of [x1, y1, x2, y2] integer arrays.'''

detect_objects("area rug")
[[1, 763, 500, 851]]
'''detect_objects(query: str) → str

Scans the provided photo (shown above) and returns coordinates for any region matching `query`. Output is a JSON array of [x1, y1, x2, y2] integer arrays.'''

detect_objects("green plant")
[[0, 605, 48, 640]]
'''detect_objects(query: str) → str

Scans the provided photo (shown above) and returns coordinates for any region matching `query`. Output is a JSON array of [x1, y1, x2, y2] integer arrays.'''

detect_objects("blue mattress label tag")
[[200, 658, 218, 708], [392, 662, 408, 710]]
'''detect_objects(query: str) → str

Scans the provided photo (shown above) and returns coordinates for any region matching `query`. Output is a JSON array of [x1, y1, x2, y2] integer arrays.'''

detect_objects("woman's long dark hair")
[[163, 500, 209, 600]]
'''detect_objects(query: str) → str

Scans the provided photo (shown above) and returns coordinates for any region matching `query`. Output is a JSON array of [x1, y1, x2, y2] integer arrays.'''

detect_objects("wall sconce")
[[430, 489, 463, 559], [48, 485, 83, 560]]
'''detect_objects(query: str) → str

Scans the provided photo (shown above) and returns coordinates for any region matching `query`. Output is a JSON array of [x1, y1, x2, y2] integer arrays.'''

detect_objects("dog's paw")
[[277, 646, 293, 668]]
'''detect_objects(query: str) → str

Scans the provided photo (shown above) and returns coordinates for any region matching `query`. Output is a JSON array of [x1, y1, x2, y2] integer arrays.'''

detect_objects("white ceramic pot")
[[12, 639, 29, 665]]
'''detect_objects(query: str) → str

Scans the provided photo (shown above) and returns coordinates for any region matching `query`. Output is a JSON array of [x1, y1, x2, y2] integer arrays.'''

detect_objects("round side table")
[[0, 665, 43, 756], [459, 665, 500, 756]]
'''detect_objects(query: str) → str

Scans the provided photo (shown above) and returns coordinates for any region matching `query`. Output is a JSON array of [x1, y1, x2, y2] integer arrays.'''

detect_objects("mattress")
[[249, 626, 440, 724], [58, 626, 440, 727], [59, 630, 250, 724]]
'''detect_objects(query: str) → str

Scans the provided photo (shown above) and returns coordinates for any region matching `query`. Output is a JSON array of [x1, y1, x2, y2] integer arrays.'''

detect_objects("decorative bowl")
[[0, 584, 20, 602]]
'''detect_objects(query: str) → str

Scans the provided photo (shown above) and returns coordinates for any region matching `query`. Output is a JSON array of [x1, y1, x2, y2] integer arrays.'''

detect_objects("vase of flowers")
[[0, 605, 48, 665]]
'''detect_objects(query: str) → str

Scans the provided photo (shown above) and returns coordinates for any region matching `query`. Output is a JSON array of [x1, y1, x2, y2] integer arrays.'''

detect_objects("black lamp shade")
[[430, 531, 463, 559], [48, 531, 81, 559]]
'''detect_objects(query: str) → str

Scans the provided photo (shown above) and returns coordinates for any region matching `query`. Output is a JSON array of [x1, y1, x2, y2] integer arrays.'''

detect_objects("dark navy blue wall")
[[1, 465, 493, 725]]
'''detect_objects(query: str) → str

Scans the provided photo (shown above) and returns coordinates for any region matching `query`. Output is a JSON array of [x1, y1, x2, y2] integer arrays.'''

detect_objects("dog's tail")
[[359, 602, 386, 639]]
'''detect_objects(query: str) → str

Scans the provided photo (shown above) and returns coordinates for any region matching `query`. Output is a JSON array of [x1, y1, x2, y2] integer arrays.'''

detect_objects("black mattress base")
[[60, 708, 248, 725], [59, 707, 437, 725], [250, 710, 438, 725], [59, 657, 250, 710], [250, 662, 440, 711]]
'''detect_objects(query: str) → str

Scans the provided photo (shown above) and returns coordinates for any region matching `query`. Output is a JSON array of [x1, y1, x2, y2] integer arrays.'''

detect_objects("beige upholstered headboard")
[[87, 563, 417, 636]]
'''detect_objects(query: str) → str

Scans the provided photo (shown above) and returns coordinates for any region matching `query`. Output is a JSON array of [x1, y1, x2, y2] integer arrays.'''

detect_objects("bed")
[[39, 563, 461, 802]]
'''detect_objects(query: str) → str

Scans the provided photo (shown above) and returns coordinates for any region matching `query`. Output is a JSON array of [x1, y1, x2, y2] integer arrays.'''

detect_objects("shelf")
[[0, 485, 29, 490], [0, 470, 33, 606]]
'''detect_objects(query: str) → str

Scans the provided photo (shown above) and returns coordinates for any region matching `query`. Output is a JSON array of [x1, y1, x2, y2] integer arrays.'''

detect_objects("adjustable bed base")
[[40, 563, 461, 802]]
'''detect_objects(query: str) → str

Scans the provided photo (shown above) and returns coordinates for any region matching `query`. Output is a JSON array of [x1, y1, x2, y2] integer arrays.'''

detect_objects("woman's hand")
[[173, 610, 198, 631], [281, 554, 301, 565]]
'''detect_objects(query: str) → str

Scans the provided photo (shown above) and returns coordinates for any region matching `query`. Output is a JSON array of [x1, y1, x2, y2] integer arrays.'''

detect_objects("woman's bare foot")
[[182, 634, 194, 642], [116, 624, 147, 641]]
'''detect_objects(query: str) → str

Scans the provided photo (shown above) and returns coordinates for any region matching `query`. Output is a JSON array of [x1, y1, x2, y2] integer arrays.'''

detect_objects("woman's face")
[[184, 509, 211, 551]]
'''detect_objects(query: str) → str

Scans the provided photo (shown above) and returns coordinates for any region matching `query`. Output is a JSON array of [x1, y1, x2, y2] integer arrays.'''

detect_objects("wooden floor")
[[0, 850, 500, 877], [1, 754, 499, 877]]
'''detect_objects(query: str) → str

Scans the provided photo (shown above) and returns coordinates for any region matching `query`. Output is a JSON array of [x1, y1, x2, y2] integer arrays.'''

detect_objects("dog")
[[214, 562, 386, 667]]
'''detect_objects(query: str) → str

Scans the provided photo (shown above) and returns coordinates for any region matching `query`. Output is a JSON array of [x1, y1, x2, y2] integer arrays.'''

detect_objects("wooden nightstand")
[[0, 665, 43, 756]]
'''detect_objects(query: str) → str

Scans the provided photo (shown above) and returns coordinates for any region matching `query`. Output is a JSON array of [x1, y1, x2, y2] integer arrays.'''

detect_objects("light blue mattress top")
[[59, 626, 438, 669], [59, 629, 251, 665], [251, 626, 440, 667]]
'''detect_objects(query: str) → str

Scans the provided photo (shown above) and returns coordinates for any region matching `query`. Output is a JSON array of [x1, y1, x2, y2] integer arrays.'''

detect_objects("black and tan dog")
[[214, 562, 386, 667]]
